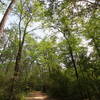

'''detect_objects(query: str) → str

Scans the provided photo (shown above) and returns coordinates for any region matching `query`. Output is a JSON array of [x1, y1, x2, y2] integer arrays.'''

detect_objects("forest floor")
[[24, 91, 56, 100]]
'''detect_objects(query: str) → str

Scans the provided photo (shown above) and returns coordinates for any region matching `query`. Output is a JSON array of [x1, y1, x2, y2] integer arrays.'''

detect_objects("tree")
[[0, 0, 16, 38]]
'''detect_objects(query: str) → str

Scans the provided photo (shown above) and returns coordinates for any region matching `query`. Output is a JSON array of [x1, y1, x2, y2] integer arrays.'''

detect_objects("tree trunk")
[[67, 40, 84, 100], [9, 32, 27, 100], [63, 32, 84, 100], [8, 13, 32, 99], [0, 0, 16, 37]]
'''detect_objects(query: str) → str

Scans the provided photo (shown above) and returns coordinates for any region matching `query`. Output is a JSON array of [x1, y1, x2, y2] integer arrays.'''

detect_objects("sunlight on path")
[[24, 91, 49, 100]]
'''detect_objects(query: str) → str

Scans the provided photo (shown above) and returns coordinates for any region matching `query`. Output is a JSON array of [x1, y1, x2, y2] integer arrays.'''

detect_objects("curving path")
[[24, 91, 55, 100]]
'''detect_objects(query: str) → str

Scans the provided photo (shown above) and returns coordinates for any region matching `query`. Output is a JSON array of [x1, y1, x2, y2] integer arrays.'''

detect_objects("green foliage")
[[0, 0, 100, 100]]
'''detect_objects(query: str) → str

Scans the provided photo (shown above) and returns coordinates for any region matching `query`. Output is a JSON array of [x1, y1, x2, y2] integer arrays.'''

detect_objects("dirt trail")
[[24, 91, 55, 100]]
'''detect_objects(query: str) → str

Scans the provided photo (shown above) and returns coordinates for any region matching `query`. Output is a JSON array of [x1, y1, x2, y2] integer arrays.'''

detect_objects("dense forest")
[[0, 0, 100, 100]]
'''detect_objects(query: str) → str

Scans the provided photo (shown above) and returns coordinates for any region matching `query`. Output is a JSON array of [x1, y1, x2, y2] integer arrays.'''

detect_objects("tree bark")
[[0, 0, 16, 37], [9, 32, 26, 100]]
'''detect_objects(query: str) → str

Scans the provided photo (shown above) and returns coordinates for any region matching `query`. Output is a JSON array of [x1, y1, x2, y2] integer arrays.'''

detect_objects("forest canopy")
[[0, 0, 100, 100]]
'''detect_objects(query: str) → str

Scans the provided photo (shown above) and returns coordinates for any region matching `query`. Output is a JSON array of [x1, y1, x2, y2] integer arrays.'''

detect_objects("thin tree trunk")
[[0, 0, 16, 37], [8, 17, 31, 100], [9, 32, 26, 100], [67, 40, 84, 100], [63, 32, 84, 100]]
